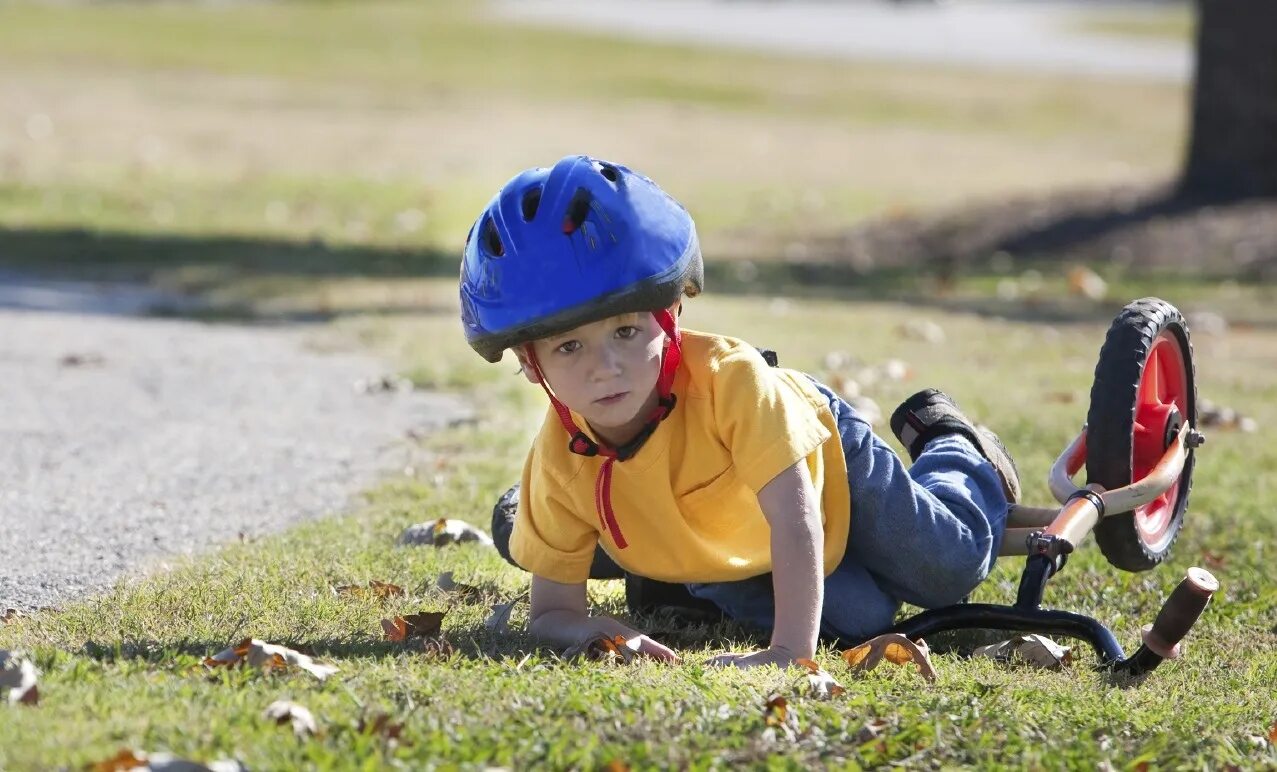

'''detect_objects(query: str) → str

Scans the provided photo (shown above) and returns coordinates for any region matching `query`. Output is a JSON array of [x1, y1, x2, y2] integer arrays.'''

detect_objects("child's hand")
[[706, 646, 799, 670], [631, 634, 682, 663]]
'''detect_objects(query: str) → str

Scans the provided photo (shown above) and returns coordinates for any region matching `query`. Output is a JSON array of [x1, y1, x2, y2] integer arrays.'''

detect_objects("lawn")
[[1071, 6, 1195, 43], [3, 286, 1276, 768], [2, 0, 1275, 768]]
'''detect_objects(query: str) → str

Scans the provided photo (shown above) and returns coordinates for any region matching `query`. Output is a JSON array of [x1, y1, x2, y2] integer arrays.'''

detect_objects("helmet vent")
[[482, 218, 504, 257], [520, 187, 542, 221], [598, 163, 619, 182], [562, 190, 592, 235]]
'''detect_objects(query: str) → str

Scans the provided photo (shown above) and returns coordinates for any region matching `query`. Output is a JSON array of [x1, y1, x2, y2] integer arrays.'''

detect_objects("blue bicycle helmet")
[[460, 155, 703, 362]]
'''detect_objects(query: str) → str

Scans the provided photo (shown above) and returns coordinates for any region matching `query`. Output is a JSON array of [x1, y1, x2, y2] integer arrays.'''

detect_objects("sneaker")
[[889, 388, 1022, 503]]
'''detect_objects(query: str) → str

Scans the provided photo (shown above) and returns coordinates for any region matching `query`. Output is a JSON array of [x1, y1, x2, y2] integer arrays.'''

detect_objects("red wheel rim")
[[1130, 330, 1189, 549]]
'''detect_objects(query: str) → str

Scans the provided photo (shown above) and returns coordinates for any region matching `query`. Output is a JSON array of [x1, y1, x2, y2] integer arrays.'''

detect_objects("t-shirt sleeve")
[[712, 350, 832, 493], [508, 448, 599, 585]]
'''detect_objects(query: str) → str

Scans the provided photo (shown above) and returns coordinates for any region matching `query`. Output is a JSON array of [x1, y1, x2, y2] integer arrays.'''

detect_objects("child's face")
[[523, 312, 666, 444]]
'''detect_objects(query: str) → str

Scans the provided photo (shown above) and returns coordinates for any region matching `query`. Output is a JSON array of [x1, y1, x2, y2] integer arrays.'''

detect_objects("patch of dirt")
[[733, 183, 1277, 281]]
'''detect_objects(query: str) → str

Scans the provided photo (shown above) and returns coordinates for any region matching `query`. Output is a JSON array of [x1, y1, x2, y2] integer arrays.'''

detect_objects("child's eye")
[[556, 340, 581, 354], [616, 326, 640, 340]]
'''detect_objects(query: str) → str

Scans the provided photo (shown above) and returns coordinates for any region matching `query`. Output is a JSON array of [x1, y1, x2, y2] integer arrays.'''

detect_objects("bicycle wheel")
[[1086, 297, 1197, 572]]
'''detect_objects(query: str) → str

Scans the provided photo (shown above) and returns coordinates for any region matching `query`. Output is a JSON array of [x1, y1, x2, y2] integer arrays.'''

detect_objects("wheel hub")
[[1162, 406, 1183, 449]]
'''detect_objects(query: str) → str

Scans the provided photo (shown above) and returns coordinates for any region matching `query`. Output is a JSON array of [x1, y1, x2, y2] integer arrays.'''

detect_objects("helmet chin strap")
[[522, 308, 682, 549]]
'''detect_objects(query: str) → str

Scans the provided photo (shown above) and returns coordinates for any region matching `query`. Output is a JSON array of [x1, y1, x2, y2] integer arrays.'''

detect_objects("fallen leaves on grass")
[[398, 518, 494, 548], [359, 712, 409, 747], [1, 608, 23, 624], [761, 694, 798, 741], [1268, 720, 1277, 747], [563, 634, 641, 664], [203, 639, 338, 682], [973, 634, 1073, 670], [0, 650, 38, 705], [263, 700, 319, 738], [333, 580, 404, 601], [89, 748, 247, 771], [483, 596, 525, 635], [796, 658, 845, 699], [1068, 264, 1108, 300], [381, 611, 446, 641], [436, 571, 484, 600], [1201, 549, 1228, 570], [854, 718, 890, 745], [841, 634, 937, 683]]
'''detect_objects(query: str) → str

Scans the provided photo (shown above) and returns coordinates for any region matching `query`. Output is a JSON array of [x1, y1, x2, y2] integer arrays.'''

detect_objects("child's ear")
[[513, 350, 542, 384]]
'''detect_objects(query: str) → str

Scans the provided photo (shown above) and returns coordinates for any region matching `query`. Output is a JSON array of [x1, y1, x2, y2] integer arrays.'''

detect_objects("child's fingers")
[[706, 651, 747, 668], [637, 636, 681, 663]]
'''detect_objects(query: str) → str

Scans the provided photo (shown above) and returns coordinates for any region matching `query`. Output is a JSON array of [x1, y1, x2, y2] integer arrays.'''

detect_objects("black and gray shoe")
[[889, 388, 1021, 503]]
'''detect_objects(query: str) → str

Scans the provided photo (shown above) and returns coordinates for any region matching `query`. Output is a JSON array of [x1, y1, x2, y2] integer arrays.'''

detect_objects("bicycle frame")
[[856, 423, 1217, 678]]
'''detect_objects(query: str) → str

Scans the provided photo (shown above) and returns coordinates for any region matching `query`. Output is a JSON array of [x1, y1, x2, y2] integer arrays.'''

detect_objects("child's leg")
[[816, 382, 1009, 609]]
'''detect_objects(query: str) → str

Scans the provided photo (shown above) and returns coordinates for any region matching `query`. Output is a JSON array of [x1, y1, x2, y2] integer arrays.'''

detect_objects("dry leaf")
[[841, 634, 937, 682], [1068, 265, 1107, 300], [796, 657, 846, 699], [0, 650, 39, 705], [563, 634, 641, 664], [203, 639, 338, 681], [854, 718, 889, 744], [1202, 549, 1228, 570], [1267, 720, 1277, 746], [763, 694, 789, 727], [603, 760, 630, 772], [436, 572, 484, 599], [411, 636, 454, 658], [761, 693, 799, 740], [1, 608, 23, 624], [483, 598, 523, 635], [381, 611, 446, 642], [333, 580, 404, 601], [973, 634, 1073, 670], [263, 700, 318, 738], [89, 749, 246, 772], [398, 518, 494, 548], [359, 712, 409, 746], [89, 749, 148, 772]]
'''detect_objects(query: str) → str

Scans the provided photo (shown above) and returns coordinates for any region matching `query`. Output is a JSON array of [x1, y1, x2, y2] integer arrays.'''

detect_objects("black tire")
[[1086, 298, 1197, 572]]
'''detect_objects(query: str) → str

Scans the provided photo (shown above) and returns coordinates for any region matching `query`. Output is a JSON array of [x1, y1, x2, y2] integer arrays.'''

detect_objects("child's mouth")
[[594, 391, 629, 406]]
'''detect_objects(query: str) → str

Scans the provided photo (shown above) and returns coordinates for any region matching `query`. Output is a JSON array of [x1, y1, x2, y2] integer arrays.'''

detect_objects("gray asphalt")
[[0, 279, 467, 611], [492, 0, 1190, 81]]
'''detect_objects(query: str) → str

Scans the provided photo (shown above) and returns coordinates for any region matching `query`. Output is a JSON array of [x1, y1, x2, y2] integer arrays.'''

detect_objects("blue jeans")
[[685, 380, 1009, 641]]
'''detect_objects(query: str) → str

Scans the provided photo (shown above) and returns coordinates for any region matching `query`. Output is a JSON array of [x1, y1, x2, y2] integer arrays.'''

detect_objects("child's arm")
[[710, 460, 823, 669], [528, 575, 681, 662]]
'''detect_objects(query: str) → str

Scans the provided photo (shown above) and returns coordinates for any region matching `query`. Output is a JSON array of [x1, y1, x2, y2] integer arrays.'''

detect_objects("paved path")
[[493, 0, 1191, 81], [0, 277, 467, 610]]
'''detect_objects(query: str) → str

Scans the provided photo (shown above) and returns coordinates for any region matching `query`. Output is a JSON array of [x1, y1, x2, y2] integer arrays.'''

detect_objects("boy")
[[460, 156, 1019, 669]]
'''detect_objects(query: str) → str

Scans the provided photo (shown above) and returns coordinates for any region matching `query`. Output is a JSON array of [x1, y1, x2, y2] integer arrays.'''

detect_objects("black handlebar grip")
[[1143, 567, 1219, 658]]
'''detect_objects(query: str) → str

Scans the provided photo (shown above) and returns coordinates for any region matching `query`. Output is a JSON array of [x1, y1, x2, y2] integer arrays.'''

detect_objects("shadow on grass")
[[3, 220, 1270, 326], [75, 622, 765, 667]]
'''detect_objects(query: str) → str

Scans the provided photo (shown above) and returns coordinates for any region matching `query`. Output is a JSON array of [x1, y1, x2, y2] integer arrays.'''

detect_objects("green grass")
[[1071, 7, 1195, 42], [4, 287, 1276, 769], [0, 0, 1186, 291], [1, 0, 1272, 767]]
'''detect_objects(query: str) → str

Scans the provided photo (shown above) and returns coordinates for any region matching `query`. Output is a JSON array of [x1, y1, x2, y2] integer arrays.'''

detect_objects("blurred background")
[[3, 0, 1272, 326]]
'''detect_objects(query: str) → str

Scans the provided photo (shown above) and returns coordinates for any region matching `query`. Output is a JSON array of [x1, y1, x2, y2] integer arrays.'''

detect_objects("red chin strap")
[[523, 308, 682, 549]]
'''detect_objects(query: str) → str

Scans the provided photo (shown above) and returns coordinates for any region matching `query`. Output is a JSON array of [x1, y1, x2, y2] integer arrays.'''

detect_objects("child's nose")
[[591, 344, 623, 378]]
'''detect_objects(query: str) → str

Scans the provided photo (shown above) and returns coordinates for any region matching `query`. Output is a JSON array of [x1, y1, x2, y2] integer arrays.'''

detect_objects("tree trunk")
[[1180, 0, 1277, 199]]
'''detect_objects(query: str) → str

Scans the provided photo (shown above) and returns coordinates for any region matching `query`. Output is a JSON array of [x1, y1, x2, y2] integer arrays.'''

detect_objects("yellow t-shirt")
[[510, 330, 851, 585]]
